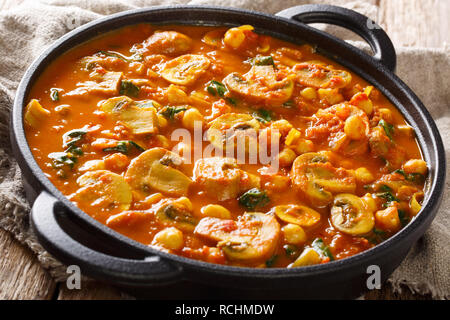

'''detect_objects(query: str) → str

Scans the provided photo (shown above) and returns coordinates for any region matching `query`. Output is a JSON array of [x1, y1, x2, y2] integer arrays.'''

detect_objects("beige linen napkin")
[[0, 0, 448, 299]]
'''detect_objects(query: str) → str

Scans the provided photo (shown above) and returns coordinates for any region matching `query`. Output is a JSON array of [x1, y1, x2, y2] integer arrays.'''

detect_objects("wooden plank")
[[378, 0, 449, 48], [57, 281, 126, 300], [0, 229, 56, 299]]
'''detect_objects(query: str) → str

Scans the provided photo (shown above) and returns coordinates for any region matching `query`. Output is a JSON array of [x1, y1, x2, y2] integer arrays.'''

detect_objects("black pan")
[[10, 5, 446, 299]]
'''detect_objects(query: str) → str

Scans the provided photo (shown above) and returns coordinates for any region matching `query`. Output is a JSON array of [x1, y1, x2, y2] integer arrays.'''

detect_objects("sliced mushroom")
[[154, 198, 197, 232], [194, 212, 280, 262], [140, 31, 192, 56], [272, 204, 321, 227], [410, 192, 424, 215], [207, 113, 260, 152], [223, 65, 294, 106], [331, 194, 375, 235], [100, 96, 159, 135], [125, 147, 192, 196], [293, 62, 352, 89], [291, 152, 356, 206], [73, 170, 132, 212], [193, 157, 260, 201], [161, 54, 210, 86], [66, 71, 123, 96]]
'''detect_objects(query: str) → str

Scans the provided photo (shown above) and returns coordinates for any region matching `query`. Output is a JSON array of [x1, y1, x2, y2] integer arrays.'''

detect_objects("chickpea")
[[223, 25, 253, 49], [285, 128, 301, 146], [277, 148, 297, 167], [153, 227, 184, 251], [318, 88, 344, 104], [300, 87, 317, 100], [378, 108, 393, 123], [167, 84, 188, 104], [157, 114, 168, 129], [375, 207, 401, 232], [291, 139, 314, 155], [350, 92, 373, 115], [282, 224, 307, 245], [344, 115, 367, 140], [355, 167, 375, 184], [201, 204, 231, 219], [403, 159, 428, 175], [361, 193, 377, 212], [174, 196, 193, 211], [270, 119, 293, 137], [182, 107, 204, 130]]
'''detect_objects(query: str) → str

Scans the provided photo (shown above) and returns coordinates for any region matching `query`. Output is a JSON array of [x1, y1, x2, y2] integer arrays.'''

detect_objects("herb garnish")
[[393, 169, 425, 184], [250, 55, 276, 67], [379, 119, 394, 141], [119, 80, 140, 97], [103, 140, 145, 154], [253, 109, 273, 123], [238, 188, 270, 210], [50, 88, 61, 101], [159, 106, 188, 120], [311, 238, 334, 261], [265, 255, 278, 268], [206, 80, 237, 105]]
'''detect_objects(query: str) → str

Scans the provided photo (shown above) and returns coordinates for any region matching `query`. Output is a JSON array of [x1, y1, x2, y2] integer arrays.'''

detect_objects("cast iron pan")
[[10, 5, 446, 299]]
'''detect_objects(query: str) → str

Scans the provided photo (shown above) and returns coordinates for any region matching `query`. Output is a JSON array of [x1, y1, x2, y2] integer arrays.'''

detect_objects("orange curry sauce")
[[25, 24, 426, 268]]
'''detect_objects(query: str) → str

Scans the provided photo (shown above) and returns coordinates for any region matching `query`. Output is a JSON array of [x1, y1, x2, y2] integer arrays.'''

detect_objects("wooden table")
[[0, 0, 448, 300]]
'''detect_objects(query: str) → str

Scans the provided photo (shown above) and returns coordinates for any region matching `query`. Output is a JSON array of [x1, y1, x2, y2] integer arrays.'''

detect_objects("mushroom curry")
[[25, 24, 427, 268]]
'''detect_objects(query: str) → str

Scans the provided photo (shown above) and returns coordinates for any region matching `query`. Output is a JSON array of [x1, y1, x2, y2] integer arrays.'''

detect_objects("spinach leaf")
[[207, 80, 228, 97], [407, 173, 425, 184], [63, 129, 87, 150], [160, 106, 187, 120], [284, 244, 298, 258], [238, 188, 270, 210], [103, 140, 145, 154], [119, 80, 140, 97], [379, 184, 393, 193], [253, 109, 273, 123], [376, 191, 398, 203], [50, 88, 61, 101], [311, 238, 334, 261], [206, 80, 237, 105], [379, 119, 394, 141], [226, 97, 237, 106], [376, 189, 399, 208], [48, 152, 77, 169], [250, 55, 275, 67], [393, 169, 425, 184], [265, 255, 278, 268], [364, 228, 387, 244], [50, 129, 87, 177]]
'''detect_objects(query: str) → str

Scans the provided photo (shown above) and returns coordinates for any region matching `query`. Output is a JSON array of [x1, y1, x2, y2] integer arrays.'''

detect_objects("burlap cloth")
[[0, 0, 448, 299]]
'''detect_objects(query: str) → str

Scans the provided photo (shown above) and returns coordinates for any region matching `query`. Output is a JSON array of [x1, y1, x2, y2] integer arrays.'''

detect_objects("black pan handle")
[[276, 4, 397, 72], [31, 191, 182, 286]]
